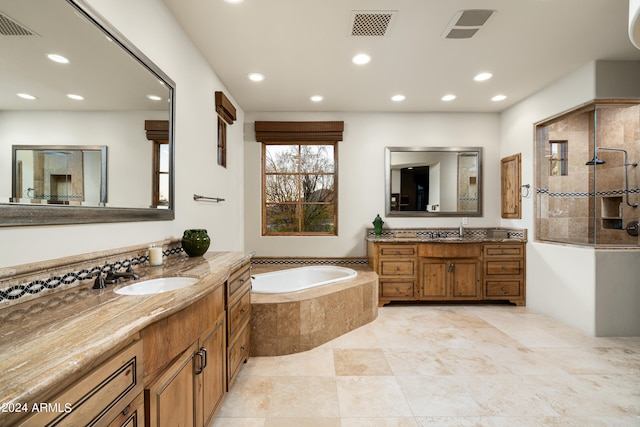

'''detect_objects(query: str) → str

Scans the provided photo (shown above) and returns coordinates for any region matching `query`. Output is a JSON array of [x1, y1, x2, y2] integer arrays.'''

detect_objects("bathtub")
[[251, 265, 358, 294]]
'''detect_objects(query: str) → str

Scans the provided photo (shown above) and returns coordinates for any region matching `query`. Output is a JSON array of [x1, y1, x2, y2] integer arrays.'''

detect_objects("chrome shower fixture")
[[585, 147, 638, 207]]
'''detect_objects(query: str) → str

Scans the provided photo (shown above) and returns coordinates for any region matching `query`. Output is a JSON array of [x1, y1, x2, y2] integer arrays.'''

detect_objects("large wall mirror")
[[385, 147, 483, 217], [0, 0, 175, 226]]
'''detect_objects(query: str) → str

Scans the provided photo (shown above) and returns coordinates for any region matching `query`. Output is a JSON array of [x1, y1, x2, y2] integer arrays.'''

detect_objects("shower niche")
[[535, 100, 640, 246]]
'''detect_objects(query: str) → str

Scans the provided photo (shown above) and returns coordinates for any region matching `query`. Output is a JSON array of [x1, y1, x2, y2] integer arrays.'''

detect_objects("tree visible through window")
[[263, 143, 337, 235]]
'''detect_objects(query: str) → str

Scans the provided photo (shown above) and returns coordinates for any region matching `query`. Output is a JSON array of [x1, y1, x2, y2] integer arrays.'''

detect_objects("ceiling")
[[0, 0, 170, 111], [162, 0, 640, 113]]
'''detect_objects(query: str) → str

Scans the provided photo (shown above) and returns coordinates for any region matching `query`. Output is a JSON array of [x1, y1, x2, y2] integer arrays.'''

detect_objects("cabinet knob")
[[240, 307, 246, 313], [240, 345, 246, 351], [121, 405, 130, 416]]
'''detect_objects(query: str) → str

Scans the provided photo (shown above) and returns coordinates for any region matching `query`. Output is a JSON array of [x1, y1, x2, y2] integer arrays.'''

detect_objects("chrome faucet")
[[459, 222, 464, 238]]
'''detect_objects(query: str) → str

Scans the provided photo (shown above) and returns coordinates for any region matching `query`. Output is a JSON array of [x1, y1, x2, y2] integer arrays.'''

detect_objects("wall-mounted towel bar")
[[193, 194, 225, 203]]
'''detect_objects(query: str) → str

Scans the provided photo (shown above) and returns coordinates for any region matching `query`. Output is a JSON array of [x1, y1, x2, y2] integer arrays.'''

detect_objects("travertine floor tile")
[[336, 376, 412, 417], [334, 348, 393, 376], [267, 376, 340, 418], [216, 305, 640, 426]]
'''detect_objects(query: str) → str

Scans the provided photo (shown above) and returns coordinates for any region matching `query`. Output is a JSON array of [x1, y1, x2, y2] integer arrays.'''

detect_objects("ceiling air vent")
[[442, 9, 495, 39], [350, 10, 397, 37], [0, 11, 37, 36]]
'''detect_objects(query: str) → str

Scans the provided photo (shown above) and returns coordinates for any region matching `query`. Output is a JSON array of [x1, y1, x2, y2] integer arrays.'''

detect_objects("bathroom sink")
[[115, 277, 199, 295]]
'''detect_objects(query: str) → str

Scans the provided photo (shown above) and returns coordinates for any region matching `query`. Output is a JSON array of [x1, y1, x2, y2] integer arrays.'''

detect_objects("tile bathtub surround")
[[0, 239, 183, 307], [214, 305, 640, 426], [251, 264, 378, 357]]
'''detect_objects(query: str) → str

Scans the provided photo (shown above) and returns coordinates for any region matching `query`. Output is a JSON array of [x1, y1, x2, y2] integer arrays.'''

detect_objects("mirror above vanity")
[[385, 147, 483, 217], [0, 0, 175, 226]]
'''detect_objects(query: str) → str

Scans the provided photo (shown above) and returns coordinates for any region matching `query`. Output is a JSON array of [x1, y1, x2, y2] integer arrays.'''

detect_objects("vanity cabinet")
[[483, 243, 526, 306], [367, 243, 418, 306], [16, 340, 144, 427], [143, 285, 226, 427], [418, 243, 482, 301], [368, 240, 525, 306], [225, 261, 251, 389]]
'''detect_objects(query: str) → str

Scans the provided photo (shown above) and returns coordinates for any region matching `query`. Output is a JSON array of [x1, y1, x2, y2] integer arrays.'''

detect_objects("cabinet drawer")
[[228, 324, 250, 389], [483, 244, 523, 257], [485, 280, 521, 297], [485, 260, 523, 276], [380, 281, 415, 298], [418, 243, 482, 258], [106, 391, 144, 427], [228, 263, 251, 301], [380, 260, 415, 276], [379, 245, 416, 257], [19, 340, 143, 427], [228, 287, 251, 340]]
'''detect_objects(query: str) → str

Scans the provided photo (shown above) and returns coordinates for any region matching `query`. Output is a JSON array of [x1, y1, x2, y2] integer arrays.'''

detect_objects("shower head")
[[585, 156, 606, 166]]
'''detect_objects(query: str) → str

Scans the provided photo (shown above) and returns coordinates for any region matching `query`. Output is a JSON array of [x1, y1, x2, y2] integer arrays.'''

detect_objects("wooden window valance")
[[144, 120, 169, 141], [215, 91, 237, 125], [255, 121, 344, 142]]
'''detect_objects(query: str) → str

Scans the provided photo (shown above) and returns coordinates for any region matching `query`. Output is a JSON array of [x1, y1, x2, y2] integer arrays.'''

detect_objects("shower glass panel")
[[535, 101, 640, 247]]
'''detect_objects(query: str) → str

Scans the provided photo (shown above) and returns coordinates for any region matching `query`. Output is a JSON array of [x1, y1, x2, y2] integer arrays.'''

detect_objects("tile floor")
[[213, 305, 640, 426]]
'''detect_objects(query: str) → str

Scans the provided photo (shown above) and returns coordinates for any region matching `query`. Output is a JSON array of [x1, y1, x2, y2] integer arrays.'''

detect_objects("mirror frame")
[[385, 146, 483, 217], [0, 0, 175, 226]]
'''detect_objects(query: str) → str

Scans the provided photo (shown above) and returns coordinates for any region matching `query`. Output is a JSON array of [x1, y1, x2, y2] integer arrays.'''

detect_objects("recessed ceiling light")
[[147, 95, 162, 101], [47, 53, 69, 64], [441, 94, 456, 101], [473, 72, 493, 81], [391, 94, 406, 102], [248, 72, 265, 82], [310, 95, 324, 102], [17, 93, 37, 100], [66, 94, 84, 100], [224, 0, 244, 3], [352, 53, 372, 65], [491, 94, 507, 101]]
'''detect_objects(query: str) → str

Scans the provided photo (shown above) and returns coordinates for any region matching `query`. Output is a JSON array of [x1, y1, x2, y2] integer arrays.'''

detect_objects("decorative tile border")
[[365, 228, 526, 240], [0, 243, 183, 306], [537, 187, 640, 197]]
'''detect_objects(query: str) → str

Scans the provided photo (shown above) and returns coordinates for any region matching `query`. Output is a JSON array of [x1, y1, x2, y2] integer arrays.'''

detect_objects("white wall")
[[244, 111, 501, 258], [0, 110, 164, 207], [0, 0, 245, 268]]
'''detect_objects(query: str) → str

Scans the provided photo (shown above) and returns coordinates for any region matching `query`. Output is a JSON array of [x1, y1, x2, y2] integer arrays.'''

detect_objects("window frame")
[[261, 141, 338, 236], [549, 140, 568, 176]]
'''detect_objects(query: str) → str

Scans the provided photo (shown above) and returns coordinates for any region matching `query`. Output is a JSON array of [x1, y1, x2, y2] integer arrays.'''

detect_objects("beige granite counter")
[[364, 227, 527, 243], [0, 251, 250, 422]]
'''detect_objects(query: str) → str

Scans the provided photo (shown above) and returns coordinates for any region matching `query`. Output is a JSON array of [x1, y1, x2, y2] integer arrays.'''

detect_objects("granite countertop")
[[365, 236, 527, 243], [0, 251, 250, 417]]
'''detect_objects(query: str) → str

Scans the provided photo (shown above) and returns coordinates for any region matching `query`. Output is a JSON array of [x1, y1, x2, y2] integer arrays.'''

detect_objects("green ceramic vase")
[[181, 229, 211, 257]]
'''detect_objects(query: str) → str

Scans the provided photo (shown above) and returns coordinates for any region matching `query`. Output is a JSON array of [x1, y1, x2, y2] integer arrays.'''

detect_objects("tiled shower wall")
[[537, 103, 640, 246]]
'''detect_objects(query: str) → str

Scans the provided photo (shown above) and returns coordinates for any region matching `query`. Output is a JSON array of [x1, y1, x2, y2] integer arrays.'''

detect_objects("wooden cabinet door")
[[501, 153, 521, 219], [450, 260, 480, 298], [197, 319, 226, 427], [146, 342, 198, 427], [419, 259, 448, 299]]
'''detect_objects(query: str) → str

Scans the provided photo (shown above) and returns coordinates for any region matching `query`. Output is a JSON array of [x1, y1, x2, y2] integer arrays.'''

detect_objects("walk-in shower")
[[536, 101, 640, 246]]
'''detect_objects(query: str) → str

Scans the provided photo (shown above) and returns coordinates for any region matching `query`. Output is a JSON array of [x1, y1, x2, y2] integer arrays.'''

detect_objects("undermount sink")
[[115, 277, 199, 295]]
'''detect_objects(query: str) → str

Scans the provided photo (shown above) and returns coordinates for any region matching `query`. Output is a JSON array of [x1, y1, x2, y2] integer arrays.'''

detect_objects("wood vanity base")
[[368, 241, 526, 307]]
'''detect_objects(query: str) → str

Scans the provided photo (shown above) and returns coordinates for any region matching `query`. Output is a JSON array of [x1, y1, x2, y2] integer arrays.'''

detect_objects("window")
[[262, 143, 337, 235], [145, 120, 170, 207], [549, 140, 568, 176], [154, 141, 170, 207]]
